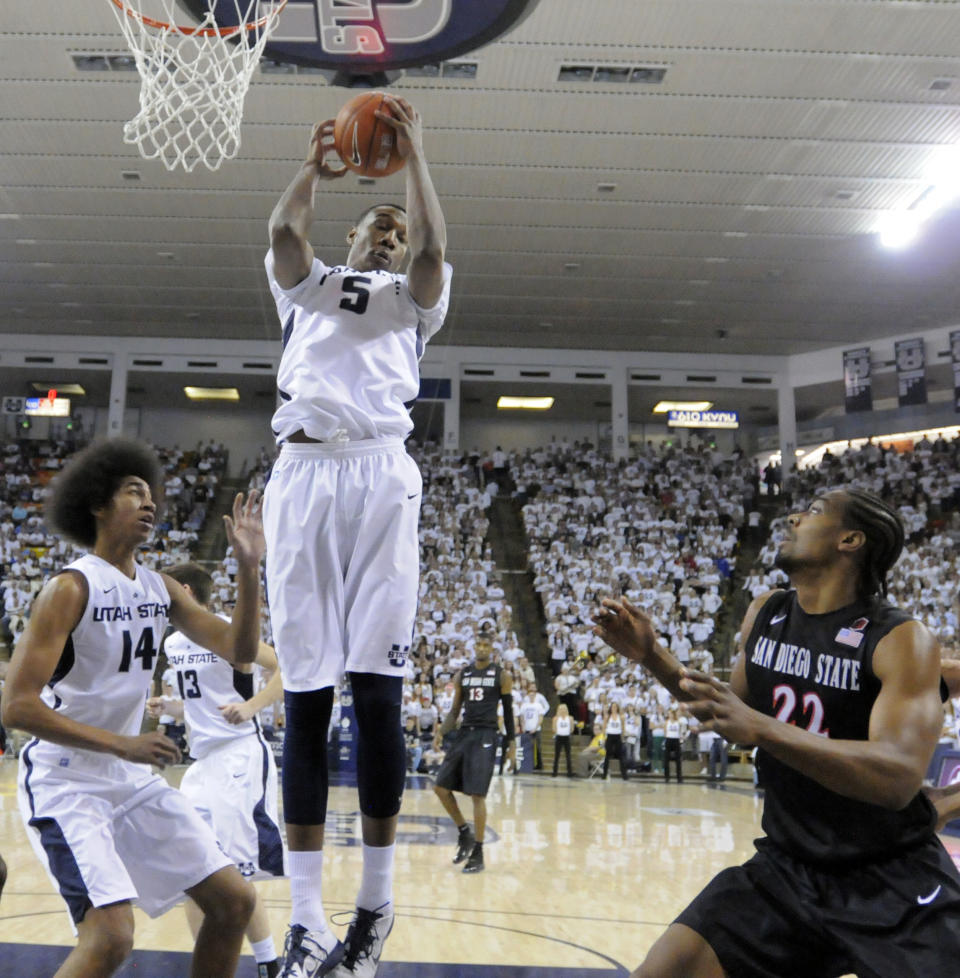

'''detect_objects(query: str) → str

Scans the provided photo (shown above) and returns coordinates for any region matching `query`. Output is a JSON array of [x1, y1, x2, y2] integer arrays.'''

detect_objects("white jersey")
[[265, 251, 453, 443], [555, 715, 573, 736], [163, 619, 259, 760], [31, 553, 171, 771]]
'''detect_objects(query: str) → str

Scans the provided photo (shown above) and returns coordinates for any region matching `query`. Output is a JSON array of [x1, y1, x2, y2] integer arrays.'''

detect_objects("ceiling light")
[[704, 257, 729, 263], [653, 400, 713, 414], [32, 383, 86, 396], [878, 211, 922, 249], [184, 386, 239, 401], [563, 262, 580, 271], [497, 396, 554, 410]]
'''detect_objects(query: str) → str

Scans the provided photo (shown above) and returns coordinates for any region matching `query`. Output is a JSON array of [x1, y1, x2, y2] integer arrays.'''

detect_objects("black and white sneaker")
[[258, 960, 280, 978], [462, 842, 484, 874], [278, 924, 345, 978], [453, 825, 475, 864], [331, 903, 394, 977]]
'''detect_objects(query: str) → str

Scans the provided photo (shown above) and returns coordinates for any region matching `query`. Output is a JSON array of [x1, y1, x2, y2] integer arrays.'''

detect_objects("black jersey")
[[744, 589, 937, 864], [459, 662, 502, 729]]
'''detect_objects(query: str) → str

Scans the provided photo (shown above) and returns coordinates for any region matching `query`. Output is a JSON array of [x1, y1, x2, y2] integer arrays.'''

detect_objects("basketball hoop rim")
[[108, 0, 288, 37]]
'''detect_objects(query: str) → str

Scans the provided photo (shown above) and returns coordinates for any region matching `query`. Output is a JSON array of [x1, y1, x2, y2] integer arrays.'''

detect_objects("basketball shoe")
[[278, 924, 345, 977], [330, 903, 394, 977], [462, 842, 484, 874], [452, 824, 475, 864]]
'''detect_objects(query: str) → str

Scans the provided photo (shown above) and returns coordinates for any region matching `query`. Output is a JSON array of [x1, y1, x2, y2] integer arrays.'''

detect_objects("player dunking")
[[147, 562, 286, 978], [1, 439, 265, 978], [264, 94, 450, 977], [433, 638, 515, 874], [594, 488, 960, 978]]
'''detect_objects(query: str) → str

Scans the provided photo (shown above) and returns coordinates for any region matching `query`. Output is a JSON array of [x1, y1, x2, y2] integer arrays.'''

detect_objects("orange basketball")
[[333, 92, 406, 178]]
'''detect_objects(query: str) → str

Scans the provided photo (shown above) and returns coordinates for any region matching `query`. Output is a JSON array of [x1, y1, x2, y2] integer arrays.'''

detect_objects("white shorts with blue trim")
[[17, 742, 232, 926], [180, 733, 285, 880], [263, 438, 422, 691]]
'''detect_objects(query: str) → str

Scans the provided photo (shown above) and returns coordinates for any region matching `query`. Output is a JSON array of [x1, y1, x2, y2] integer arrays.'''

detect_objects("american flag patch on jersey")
[[835, 617, 869, 648]]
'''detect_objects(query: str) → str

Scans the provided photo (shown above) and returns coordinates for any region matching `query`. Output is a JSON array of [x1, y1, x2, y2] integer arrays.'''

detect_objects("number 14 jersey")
[[32, 553, 170, 771]]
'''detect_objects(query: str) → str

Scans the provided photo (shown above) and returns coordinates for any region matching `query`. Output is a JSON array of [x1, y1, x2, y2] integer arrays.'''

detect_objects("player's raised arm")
[[166, 492, 265, 665], [2, 573, 180, 766], [268, 120, 347, 289], [378, 95, 447, 309]]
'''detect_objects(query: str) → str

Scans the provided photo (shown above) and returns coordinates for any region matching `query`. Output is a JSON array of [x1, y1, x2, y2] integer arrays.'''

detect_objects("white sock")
[[288, 850, 334, 941], [355, 843, 395, 911], [250, 935, 277, 964]]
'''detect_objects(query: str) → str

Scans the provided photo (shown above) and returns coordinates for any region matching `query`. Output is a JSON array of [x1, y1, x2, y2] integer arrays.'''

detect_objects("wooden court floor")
[[5, 758, 948, 976]]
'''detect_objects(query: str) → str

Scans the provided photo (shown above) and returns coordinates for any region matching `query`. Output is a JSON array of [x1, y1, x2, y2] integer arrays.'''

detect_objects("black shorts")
[[676, 836, 960, 978], [434, 727, 497, 797]]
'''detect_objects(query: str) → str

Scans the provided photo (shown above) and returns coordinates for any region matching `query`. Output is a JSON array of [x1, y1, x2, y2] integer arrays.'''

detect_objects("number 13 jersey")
[[32, 553, 171, 772], [265, 251, 453, 444], [744, 588, 937, 863]]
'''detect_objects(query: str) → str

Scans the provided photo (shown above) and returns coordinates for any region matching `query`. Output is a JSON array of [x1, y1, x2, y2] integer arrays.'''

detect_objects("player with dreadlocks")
[[593, 487, 960, 978]]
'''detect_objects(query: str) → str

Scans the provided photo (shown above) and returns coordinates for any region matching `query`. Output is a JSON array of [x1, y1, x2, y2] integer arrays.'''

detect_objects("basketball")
[[333, 92, 406, 178]]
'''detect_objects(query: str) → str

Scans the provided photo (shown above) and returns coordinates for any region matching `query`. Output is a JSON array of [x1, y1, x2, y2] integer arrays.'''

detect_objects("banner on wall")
[[843, 347, 872, 413], [895, 337, 927, 407], [951, 330, 960, 412]]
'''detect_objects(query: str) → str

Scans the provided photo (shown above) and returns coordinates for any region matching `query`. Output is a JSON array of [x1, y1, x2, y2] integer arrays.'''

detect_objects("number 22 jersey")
[[265, 251, 453, 444], [745, 588, 937, 863], [31, 553, 171, 773]]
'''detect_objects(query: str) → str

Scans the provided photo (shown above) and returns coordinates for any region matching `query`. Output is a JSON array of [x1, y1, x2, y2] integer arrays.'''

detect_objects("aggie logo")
[[191, 0, 541, 71], [388, 642, 410, 667]]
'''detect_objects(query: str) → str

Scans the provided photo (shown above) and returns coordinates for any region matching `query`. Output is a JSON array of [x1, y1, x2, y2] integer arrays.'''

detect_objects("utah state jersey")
[[265, 251, 452, 443], [163, 618, 260, 760], [31, 553, 170, 771], [459, 662, 502, 729], [745, 589, 937, 863]]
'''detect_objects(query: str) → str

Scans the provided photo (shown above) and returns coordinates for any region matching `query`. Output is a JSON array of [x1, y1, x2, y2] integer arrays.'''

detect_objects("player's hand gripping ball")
[[333, 92, 406, 177]]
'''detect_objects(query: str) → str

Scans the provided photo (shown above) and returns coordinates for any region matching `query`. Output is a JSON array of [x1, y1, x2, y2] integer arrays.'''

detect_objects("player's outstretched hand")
[[119, 731, 181, 768], [306, 119, 348, 180], [942, 658, 960, 699], [592, 596, 657, 664], [376, 95, 424, 160], [923, 781, 960, 831], [220, 701, 255, 725], [145, 696, 165, 719], [223, 491, 265, 567], [679, 669, 759, 744]]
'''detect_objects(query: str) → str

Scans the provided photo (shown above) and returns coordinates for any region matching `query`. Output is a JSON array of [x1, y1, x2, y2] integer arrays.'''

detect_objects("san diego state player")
[[594, 487, 960, 978]]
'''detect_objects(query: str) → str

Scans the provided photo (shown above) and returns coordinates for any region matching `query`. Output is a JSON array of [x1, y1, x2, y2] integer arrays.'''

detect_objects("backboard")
[[181, 0, 540, 73]]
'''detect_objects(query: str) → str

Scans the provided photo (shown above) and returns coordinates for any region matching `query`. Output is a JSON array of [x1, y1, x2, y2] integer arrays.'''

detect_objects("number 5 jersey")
[[265, 251, 453, 445]]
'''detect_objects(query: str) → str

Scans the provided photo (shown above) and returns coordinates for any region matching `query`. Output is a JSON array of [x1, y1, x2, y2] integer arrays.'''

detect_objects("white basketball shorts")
[[18, 743, 232, 925], [263, 438, 422, 691], [180, 733, 285, 880]]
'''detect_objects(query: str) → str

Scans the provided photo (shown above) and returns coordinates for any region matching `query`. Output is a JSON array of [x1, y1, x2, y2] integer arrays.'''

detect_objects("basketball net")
[[106, 0, 287, 172]]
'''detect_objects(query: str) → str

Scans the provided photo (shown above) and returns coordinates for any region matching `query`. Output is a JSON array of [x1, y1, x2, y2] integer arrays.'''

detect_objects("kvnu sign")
[[667, 410, 740, 430]]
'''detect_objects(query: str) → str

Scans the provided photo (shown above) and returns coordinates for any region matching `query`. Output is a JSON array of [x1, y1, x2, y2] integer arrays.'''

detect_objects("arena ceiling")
[[3, 0, 960, 375]]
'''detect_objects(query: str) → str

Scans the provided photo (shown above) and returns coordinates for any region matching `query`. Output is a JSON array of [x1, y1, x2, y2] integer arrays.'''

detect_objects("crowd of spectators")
[[0, 438, 226, 651], [8, 428, 960, 776]]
